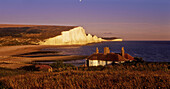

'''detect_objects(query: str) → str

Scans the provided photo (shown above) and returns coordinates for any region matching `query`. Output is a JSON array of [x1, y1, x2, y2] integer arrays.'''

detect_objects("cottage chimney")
[[104, 47, 110, 55], [96, 47, 99, 54], [108, 47, 110, 53], [121, 47, 125, 58]]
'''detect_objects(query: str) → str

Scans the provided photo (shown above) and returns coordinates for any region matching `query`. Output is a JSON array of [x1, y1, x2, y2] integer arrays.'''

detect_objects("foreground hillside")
[[0, 24, 76, 46], [0, 62, 169, 89]]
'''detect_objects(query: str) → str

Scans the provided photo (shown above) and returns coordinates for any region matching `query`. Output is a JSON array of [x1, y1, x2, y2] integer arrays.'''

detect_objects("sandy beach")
[[0, 45, 86, 69]]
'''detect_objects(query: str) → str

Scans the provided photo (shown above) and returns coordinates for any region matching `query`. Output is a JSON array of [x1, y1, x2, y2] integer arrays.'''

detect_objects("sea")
[[42, 41, 170, 63]]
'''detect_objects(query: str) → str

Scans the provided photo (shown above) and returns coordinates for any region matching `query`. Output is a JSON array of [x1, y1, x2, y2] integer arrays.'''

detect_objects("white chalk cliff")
[[40, 27, 122, 45]]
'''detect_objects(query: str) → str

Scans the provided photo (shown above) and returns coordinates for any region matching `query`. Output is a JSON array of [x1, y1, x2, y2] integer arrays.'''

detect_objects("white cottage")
[[86, 47, 135, 67]]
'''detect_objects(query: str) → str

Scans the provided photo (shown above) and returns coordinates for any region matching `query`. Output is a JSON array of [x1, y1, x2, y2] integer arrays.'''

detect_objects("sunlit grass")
[[0, 62, 169, 89]]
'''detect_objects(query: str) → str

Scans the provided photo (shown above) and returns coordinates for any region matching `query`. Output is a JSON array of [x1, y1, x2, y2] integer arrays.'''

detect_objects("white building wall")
[[98, 60, 106, 66], [88, 60, 108, 66], [88, 60, 114, 66], [107, 61, 113, 65], [89, 60, 99, 66]]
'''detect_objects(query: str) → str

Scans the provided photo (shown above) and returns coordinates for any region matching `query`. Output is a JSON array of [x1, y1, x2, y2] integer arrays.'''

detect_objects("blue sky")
[[0, 0, 170, 40]]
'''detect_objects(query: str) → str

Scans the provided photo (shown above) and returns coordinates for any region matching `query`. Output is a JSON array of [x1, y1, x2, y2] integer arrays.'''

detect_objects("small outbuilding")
[[86, 47, 135, 67], [35, 65, 53, 72]]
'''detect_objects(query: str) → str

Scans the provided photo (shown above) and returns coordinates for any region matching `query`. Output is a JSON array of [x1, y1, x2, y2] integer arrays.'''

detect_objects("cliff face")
[[40, 27, 103, 45], [0, 24, 122, 46]]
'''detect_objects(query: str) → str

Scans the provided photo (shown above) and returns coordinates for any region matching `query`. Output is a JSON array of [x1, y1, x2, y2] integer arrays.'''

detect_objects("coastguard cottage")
[[86, 47, 135, 67]]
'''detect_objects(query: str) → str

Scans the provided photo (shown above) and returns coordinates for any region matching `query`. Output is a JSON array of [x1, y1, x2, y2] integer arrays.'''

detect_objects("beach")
[[0, 45, 87, 69]]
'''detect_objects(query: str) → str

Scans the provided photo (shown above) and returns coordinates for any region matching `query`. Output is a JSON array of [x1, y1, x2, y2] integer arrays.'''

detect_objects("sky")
[[0, 0, 170, 41]]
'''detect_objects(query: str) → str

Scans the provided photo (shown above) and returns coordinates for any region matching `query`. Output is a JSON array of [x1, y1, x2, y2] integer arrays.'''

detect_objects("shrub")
[[50, 61, 75, 71], [134, 57, 144, 62]]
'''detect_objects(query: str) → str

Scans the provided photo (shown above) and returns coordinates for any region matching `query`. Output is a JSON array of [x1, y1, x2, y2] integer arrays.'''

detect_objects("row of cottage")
[[86, 47, 135, 67]]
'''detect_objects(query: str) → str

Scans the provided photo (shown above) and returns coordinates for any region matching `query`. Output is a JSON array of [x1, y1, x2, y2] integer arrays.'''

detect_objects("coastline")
[[0, 45, 86, 69]]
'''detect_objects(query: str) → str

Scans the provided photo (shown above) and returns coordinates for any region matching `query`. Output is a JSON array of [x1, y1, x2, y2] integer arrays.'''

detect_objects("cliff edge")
[[0, 24, 122, 46], [40, 27, 103, 45]]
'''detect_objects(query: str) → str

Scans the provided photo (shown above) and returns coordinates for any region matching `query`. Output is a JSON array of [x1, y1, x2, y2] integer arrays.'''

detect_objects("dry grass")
[[1, 70, 169, 89], [0, 62, 169, 89], [0, 24, 37, 28]]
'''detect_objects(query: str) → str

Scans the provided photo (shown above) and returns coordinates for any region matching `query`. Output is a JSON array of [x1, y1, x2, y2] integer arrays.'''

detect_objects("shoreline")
[[0, 44, 169, 69], [0, 45, 86, 69]]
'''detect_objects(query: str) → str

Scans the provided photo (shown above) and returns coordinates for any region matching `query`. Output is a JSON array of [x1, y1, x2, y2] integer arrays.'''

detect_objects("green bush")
[[50, 61, 75, 69], [134, 57, 144, 62]]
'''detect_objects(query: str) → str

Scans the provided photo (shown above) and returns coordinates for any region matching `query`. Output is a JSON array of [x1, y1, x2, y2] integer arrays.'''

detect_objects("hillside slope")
[[0, 24, 76, 39], [0, 24, 76, 46]]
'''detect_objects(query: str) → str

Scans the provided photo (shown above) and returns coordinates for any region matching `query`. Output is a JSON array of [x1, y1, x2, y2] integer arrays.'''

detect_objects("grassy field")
[[0, 62, 169, 89], [0, 24, 76, 39]]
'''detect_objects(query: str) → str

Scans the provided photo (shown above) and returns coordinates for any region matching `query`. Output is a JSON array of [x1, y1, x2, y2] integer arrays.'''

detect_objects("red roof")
[[87, 53, 129, 61], [35, 65, 52, 70], [124, 53, 136, 61]]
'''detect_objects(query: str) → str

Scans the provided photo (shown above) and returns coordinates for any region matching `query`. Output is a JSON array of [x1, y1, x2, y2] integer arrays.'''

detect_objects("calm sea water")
[[43, 41, 170, 62]]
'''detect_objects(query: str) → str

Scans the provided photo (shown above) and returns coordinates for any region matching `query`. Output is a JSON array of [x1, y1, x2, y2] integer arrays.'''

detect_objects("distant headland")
[[0, 24, 122, 46]]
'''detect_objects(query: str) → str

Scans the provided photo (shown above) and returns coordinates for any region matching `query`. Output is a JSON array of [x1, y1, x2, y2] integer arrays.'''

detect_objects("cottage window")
[[98, 60, 100, 64]]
